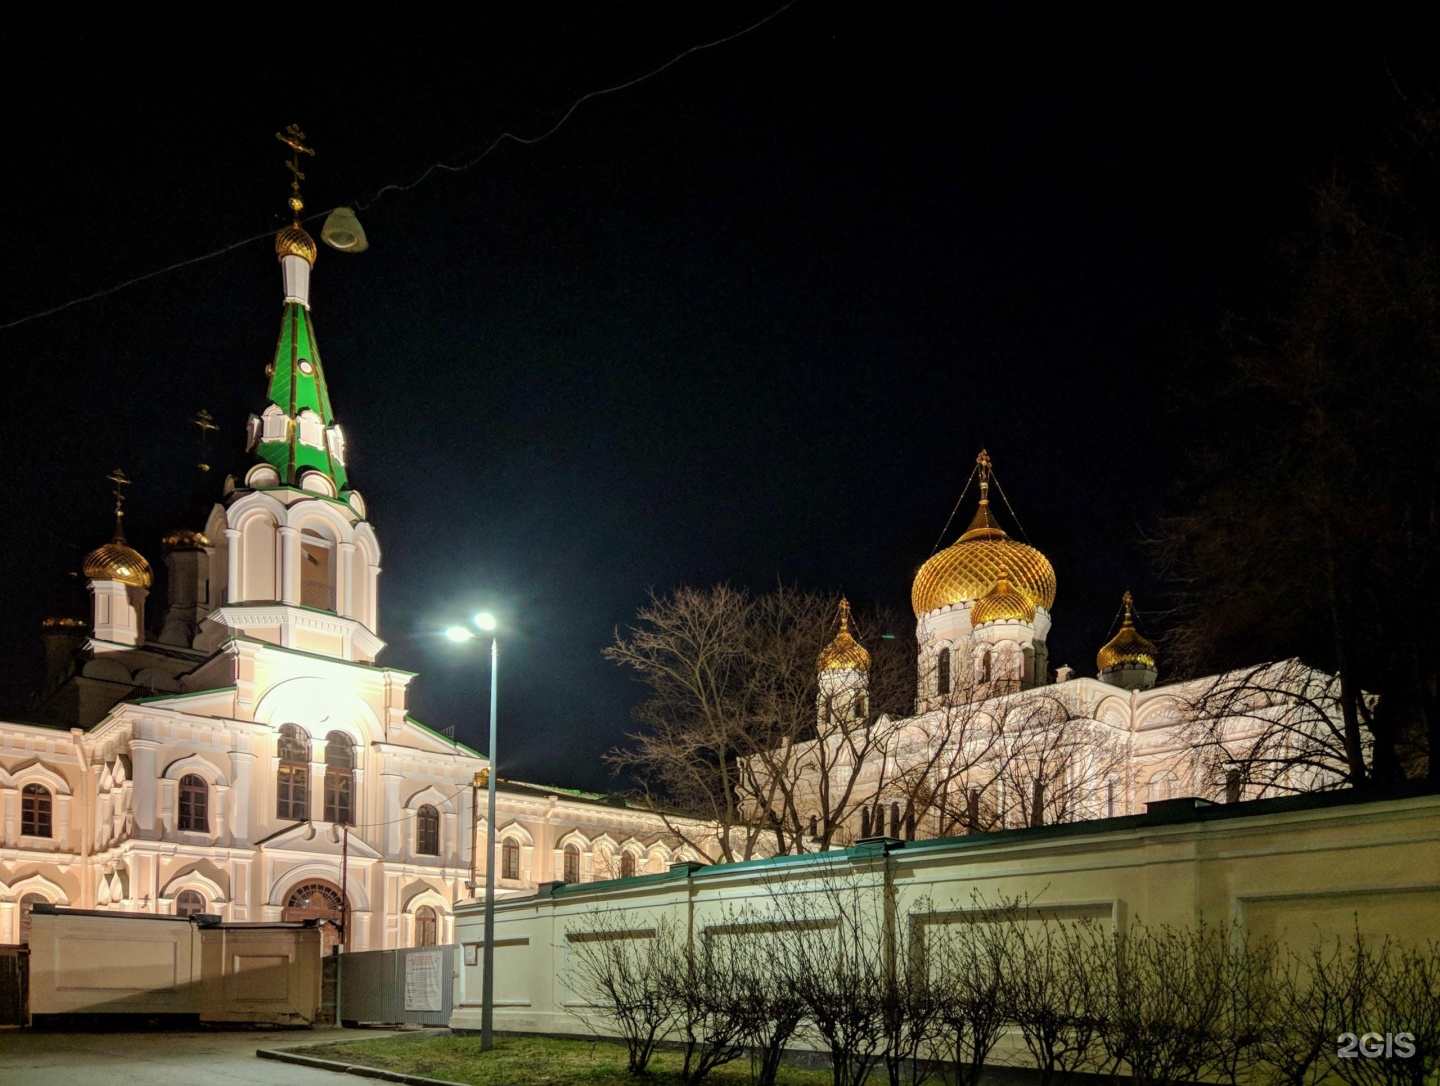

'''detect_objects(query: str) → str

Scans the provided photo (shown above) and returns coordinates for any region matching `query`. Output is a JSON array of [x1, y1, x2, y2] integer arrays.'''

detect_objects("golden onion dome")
[[970, 572, 1036, 626], [83, 540, 153, 588], [912, 499, 1056, 617], [1096, 592, 1157, 671], [162, 528, 211, 552], [275, 222, 317, 264], [817, 598, 871, 672]]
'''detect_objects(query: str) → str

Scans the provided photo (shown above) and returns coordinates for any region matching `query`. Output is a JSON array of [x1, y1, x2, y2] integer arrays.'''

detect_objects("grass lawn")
[[300, 1032, 836, 1085]]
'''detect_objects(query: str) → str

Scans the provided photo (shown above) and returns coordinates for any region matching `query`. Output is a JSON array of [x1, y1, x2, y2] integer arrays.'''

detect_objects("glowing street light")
[[445, 609, 501, 1051]]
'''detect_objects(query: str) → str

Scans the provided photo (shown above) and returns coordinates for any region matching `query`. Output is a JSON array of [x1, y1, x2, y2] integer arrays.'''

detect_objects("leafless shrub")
[[924, 893, 1024, 1086], [564, 910, 682, 1074], [1091, 919, 1277, 1086]]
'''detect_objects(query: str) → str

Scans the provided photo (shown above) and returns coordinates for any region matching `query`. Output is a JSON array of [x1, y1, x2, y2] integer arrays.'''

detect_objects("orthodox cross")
[[192, 408, 218, 473], [107, 468, 132, 540], [275, 124, 316, 219], [976, 447, 992, 500]]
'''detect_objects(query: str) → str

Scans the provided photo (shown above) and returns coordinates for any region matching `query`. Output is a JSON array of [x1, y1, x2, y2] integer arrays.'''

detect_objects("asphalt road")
[[0, 1027, 391, 1085]]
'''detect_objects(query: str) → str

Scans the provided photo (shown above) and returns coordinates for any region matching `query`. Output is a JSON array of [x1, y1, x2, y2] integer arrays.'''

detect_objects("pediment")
[[253, 820, 384, 860]]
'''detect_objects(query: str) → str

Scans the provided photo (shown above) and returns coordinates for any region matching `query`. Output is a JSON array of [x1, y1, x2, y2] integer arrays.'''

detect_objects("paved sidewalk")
[[0, 1027, 390, 1085]]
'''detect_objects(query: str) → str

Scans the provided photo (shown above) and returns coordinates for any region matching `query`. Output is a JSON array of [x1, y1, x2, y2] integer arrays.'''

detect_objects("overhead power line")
[[0, 1, 799, 336]]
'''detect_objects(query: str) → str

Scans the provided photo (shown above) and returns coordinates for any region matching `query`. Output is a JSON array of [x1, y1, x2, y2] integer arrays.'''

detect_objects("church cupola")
[[197, 129, 383, 664], [84, 470, 151, 647], [817, 598, 870, 732], [912, 451, 1054, 707], [971, 573, 1038, 691], [1097, 591, 1158, 691]]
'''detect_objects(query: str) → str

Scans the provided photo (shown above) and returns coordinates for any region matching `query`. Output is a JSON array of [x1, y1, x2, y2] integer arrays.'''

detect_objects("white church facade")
[[0, 188, 710, 948], [771, 454, 1342, 847]]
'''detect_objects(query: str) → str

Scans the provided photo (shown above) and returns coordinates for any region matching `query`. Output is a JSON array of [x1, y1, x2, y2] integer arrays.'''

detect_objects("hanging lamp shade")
[[321, 206, 368, 252]]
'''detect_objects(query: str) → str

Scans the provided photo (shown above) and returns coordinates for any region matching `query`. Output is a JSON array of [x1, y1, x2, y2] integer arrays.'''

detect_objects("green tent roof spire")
[[247, 209, 351, 493]]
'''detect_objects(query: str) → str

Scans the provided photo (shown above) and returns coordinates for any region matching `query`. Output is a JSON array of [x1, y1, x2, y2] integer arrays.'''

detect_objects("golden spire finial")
[[1121, 590, 1135, 625], [192, 409, 218, 473], [106, 468, 131, 542], [275, 124, 316, 222], [976, 448, 992, 504], [837, 597, 852, 633]]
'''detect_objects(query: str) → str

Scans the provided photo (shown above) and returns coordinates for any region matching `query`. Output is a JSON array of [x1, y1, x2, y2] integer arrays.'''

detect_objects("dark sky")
[[1, 6, 1434, 791]]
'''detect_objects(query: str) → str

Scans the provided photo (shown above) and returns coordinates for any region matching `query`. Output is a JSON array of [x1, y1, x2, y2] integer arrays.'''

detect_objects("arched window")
[[501, 837, 520, 880], [851, 693, 867, 720], [416, 804, 440, 856], [175, 889, 207, 917], [177, 774, 208, 832], [300, 527, 336, 611], [277, 724, 310, 820], [323, 732, 354, 825], [1148, 770, 1178, 803], [977, 647, 992, 684], [284, 880, 347, 951], [937, 648, 951, 695], [620, 851, 636, 878], [18, 893, 47, 944], [414, 905, 438, 947], [563, 844, 581, 884], [21, 784, 52, 838]]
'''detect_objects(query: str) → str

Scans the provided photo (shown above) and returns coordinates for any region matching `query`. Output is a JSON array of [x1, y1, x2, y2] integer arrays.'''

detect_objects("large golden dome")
[[970, 573, 1036, 626], [83, 540, 152, 588], [275, 223, 317, 264], [912, 498, 1056, 617], [1097, 592, 1156, 671], [817, 599, 871, 672]]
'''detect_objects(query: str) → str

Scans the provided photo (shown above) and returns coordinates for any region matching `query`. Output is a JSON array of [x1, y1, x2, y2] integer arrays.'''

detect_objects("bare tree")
[[925, 893, 1024, 1086], [1157, 95, 1440, 788], [605, 584, 914, 862], [564, 910, 682, 1075], [1181, 658, 1370, 798], [1093, 919, 1276, 1086], [1001, 904, 1106, 1086]]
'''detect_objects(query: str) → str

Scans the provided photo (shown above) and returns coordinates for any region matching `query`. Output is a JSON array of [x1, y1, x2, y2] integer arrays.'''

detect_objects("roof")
[[255, 302, 349, 491]]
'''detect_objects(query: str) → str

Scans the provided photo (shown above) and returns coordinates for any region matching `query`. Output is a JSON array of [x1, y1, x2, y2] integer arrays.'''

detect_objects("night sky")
[[1, 7, 1434, 792]]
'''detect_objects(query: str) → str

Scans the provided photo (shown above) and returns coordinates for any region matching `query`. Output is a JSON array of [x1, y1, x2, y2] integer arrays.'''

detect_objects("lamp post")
[[445, 611, 500, 1051]]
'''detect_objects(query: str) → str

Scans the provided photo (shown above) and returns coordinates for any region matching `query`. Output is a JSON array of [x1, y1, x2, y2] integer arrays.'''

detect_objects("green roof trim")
[[256, 302, 349, 491], [127, 685, 238, 706], [404, 715, 486, 759]]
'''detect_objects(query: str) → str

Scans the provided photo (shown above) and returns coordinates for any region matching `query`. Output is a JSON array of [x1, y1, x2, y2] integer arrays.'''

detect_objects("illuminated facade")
[[0, 189, 709, 947], [783, 453, 1341, 844]]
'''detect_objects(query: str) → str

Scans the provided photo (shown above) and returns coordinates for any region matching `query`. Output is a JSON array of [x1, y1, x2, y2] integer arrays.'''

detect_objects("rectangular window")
[[21, 788, 52, 838], [324, 770, 352, 825], [277, 764, 309, 820]]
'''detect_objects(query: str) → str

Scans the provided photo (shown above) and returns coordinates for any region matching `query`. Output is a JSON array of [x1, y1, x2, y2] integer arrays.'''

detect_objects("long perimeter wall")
[[450, 789, 1440, 1038]]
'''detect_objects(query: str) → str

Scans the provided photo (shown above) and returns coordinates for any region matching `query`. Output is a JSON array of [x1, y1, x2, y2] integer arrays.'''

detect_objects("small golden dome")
[[1097, 592, 1157, 671], [818, 599, 871, 672], [42, 616, 88, 630], [83, 541, 153, 588], [912, 499, 1056, 617], [162, 528, 211, 551], [970, 572, 1036, 626], [275, 222, 317, 264]]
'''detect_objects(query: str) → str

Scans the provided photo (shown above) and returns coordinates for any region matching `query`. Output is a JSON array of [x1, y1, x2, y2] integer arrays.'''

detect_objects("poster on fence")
[[404, 949, 444, 1012]]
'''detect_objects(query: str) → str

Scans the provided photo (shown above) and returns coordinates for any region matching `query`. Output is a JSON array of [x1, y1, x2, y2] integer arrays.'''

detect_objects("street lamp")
[[444, 611, 500, 1051]]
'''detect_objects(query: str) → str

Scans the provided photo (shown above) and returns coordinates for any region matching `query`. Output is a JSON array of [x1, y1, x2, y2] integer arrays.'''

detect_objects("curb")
[[257, 1032, 468, 1086]]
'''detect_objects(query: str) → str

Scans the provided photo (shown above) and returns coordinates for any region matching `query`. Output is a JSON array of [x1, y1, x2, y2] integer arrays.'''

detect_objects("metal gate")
[[338, 944, 454, 1026], [0, 947, 27, 1026]]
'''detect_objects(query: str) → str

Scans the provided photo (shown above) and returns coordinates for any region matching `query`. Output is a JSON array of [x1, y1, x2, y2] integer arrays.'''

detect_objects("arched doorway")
[[282, 879, 348, 951]]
